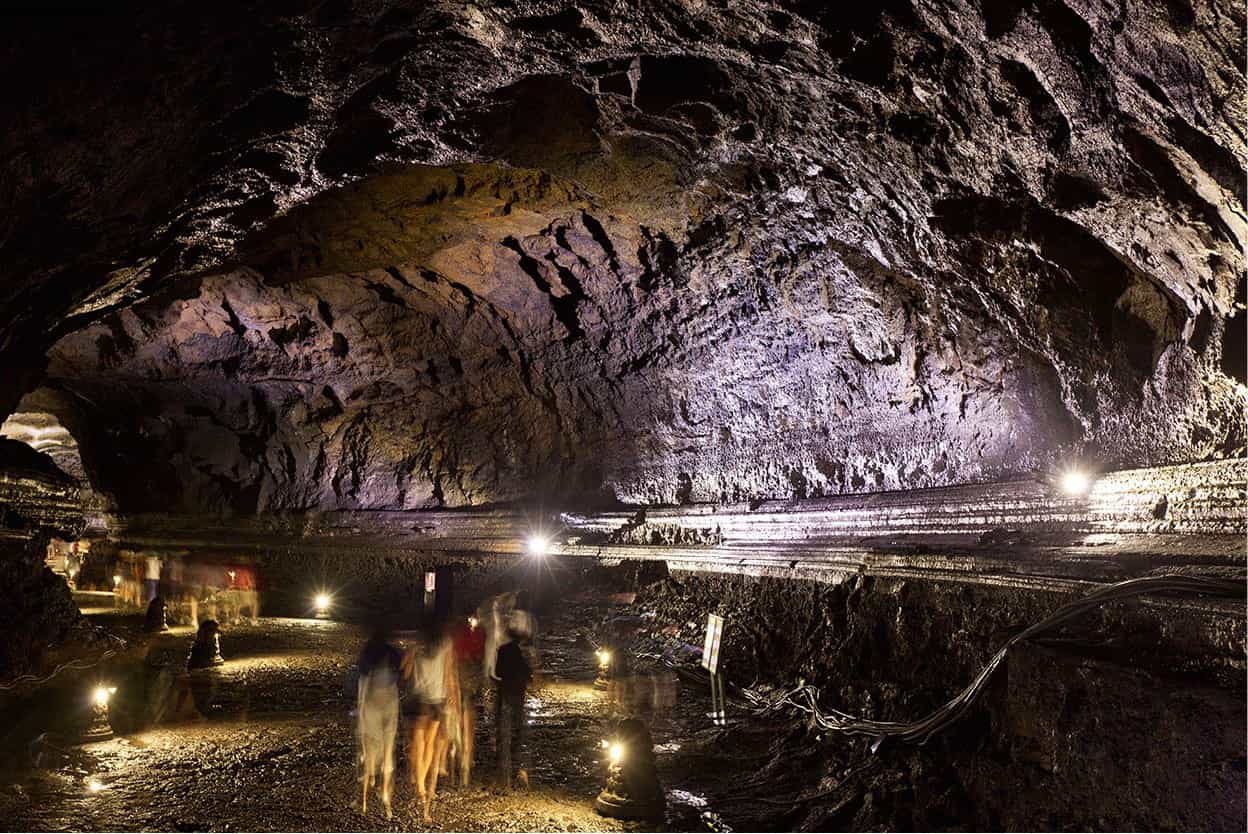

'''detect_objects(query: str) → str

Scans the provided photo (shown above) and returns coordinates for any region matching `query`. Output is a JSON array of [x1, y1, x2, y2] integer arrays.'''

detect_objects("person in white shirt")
[[144, 555, 162, 603]]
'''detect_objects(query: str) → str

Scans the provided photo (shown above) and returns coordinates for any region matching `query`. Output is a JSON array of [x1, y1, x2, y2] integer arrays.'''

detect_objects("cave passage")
[[1, 1, 1245, 832], [0, 585, 766, 833]]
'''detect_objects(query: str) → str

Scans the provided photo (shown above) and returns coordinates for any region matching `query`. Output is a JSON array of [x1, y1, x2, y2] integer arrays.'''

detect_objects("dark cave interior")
[[0, 1, 1244, 831]]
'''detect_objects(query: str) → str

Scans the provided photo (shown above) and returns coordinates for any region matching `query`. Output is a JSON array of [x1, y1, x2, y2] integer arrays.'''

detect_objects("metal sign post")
[[702, 614, 726, 726]]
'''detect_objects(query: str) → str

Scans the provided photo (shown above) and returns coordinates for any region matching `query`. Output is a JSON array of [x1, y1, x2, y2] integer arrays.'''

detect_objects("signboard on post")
[[702, 613, 724, 673], [424, 571, 437, 593]]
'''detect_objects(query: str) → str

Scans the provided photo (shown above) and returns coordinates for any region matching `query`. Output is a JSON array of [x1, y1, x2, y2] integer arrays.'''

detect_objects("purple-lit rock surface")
[[0, 0, 1242, 513]]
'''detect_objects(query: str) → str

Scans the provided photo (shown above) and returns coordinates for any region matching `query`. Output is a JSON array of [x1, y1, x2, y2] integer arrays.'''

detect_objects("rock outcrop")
[[2, 1, 1244, 514]]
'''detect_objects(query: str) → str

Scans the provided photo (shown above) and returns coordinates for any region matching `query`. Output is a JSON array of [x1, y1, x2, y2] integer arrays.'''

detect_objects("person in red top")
[[449, 614, 485, 785]]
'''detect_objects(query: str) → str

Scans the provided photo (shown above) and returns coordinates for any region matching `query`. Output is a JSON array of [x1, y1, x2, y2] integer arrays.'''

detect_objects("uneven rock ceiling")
[[1, 0, 1244, 515]]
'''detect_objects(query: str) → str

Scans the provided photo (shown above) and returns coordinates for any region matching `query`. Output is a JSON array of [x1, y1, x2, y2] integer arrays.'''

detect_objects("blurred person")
[[357, 624, 402, 820], [481, 591, 516, 681], [450, 613, 485, 785], [494, 624, 533, 791], [402, 620, 458, 822], [144, 553, 163, 603]]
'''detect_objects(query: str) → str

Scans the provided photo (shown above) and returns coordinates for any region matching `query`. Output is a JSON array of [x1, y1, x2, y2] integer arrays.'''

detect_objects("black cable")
[[740, 574, 1243, 746]]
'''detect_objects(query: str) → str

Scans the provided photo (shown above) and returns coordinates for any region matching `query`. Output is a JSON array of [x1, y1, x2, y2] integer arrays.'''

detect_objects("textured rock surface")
[[0, 440, 92, 676], [636, 569, 1246, 830], [0, 0, 1242, 513]]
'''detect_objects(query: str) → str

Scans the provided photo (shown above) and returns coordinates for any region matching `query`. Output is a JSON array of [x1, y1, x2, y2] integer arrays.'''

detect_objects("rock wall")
[[0, 440, 92, 676], [632, 566, 1245, 830], [0, 0, 1242, 514]]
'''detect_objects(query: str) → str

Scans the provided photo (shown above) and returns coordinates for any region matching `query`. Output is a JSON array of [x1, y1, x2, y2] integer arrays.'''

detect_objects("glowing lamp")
[[314, 593, 332, 614], [112, 574, 121, 587], [597, 649, 611, 668], [526, 535, 550, 556], [468, 616, 479, 630], [87, 778, 103, 793], [81, 685, 116, 743], [609, 742, 624, 765], [1060, 469, 1091, 496]]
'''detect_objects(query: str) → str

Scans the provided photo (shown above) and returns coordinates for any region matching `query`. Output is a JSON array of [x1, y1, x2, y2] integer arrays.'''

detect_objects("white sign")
[[424, 571, 436, 593], [702, 613, 725, 673]]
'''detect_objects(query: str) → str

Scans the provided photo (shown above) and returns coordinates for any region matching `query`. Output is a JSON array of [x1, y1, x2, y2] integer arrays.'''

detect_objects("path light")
[[1060, 468, 1092, 496], [594, 718, 664, 821], [594, 648, 614, 690], [314, 592, 332, 618], [112, 574, 121, 588], [87, 778, 103, 793], [81, 684, 116, 743], [526, 534, 550, 557]]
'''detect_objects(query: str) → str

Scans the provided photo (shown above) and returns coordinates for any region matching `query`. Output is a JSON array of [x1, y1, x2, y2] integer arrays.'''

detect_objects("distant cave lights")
[[1059, 467, 1093, 496]]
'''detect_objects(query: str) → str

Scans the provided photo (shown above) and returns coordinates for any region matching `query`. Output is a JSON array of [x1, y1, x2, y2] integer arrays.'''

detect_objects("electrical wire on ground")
[[0, 632, 127, 692], [738, 573, 1244, 746]]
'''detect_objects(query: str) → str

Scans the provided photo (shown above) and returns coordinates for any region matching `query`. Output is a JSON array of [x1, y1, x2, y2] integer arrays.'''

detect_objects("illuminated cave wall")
[[2, 0, 1244, 514]]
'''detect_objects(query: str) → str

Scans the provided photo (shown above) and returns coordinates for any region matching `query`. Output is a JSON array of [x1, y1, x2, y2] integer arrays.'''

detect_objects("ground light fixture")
[[81, 685, 116, 743], [594, 648, 613, 689], [594, 719, 664, 821]]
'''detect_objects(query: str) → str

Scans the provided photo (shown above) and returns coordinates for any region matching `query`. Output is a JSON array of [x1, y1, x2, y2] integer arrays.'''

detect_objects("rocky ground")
[[0, 594, 802, 833]]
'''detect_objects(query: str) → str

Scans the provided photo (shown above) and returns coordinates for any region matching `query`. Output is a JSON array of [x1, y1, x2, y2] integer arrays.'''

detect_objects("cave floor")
[[0, 597, 779, 832]]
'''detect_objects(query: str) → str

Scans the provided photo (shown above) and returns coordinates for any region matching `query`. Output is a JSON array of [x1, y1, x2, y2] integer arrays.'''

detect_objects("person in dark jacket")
[[494, 626, 532, 790]]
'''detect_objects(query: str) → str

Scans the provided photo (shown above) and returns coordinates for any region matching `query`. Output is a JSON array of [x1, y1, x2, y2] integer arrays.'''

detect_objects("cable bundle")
[[741, 573, 1244, 746]]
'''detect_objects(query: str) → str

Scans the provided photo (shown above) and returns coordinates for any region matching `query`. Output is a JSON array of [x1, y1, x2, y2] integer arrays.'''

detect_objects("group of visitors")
[[356, 590, 536, 822]]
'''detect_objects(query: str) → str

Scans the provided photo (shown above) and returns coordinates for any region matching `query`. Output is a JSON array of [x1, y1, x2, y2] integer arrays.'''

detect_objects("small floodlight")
[[112, 574, 121, 587], [597, 649, 611, 668], [609, 742, 624, 765], [1060, 469, 1091, 496], [314, 592, 332, 615], [526, 534, 550, 557], [468, 616, 479, 630], [93, 686, 111, 707], [87, 778, 103, 793]]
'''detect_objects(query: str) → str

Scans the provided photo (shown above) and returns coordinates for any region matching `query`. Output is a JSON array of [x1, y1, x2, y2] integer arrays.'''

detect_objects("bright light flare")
[[596, 649, 611, 668], [526, 534, 550, 556], [112, 574, 121, 587], [1060, 469, 1091, 496], [468, 616, 479, 630], [314, 593, 332, 612], [87, 778, 103, 793], [609, 742, 624, 765], [93, 686, 114, 707]]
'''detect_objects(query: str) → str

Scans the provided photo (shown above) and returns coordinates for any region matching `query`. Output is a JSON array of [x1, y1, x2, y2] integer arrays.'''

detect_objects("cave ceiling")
[[1, 0, 1244, 514]]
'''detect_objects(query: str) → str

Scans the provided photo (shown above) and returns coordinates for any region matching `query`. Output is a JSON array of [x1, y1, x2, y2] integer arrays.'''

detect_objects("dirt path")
[[0, 599, 755, 832]]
